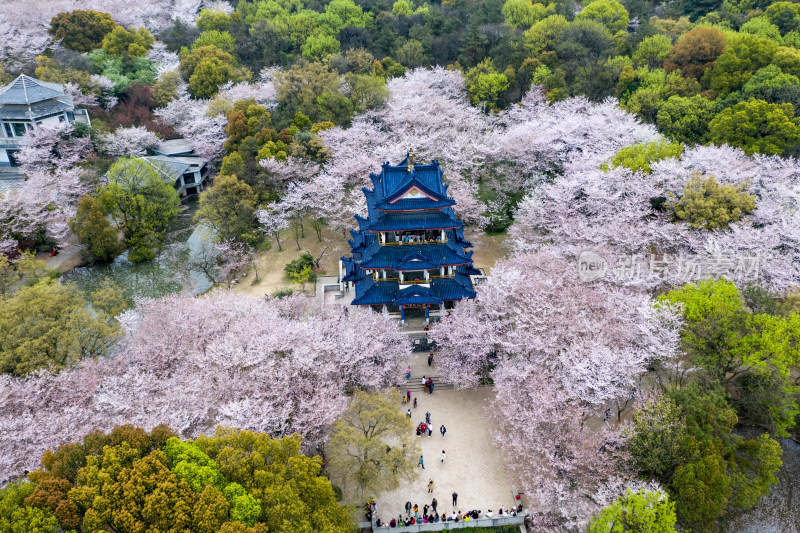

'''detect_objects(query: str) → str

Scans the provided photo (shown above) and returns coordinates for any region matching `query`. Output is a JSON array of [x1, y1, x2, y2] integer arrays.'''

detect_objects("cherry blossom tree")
[[0, 291, 412, 484], [100, 126, 161, 157], [256, 205, 291, 251], [16, 123, 93, 173], [156, 86, 227, 160], [509, 145, 800, 292], [63, 83, 99, 109], [429, 251, 682, 529]]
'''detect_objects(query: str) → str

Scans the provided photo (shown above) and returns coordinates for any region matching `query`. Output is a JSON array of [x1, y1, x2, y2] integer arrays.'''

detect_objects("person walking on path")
[[407, 390, 411, 402], [428, 353, 433, 366], [406, 368, 411, 379], [406, 409, 411, 418], [419, 455, 425, 469], [441, 450, 446, 462], [429, 381, 434, 394], [425, 411, 431, 424], [452, 492, 458, 506], [423, 504, 429, 516], [405, 501, 412, 517], [413, 397, 417, 408], [427, 426, 432, 437], [432, 498, 438, 514], [413, 504, 419, 518], [440, 424, 446, 438], [428, 479, 435, 493]]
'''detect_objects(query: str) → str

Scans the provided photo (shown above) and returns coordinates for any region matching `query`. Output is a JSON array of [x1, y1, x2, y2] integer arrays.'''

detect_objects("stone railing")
[[374, 514, 525, 532]]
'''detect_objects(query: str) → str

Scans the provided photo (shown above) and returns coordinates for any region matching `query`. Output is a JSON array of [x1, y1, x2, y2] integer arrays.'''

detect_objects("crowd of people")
[[374, 503, 523, 528]]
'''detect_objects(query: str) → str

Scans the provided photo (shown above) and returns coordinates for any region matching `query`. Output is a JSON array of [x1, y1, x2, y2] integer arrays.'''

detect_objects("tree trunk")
[[274, 231, 282, 252], [294, 224, 301, 250]]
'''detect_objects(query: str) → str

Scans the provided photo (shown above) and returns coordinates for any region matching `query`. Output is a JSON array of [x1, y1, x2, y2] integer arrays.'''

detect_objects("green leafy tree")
[[669, 173, 756, 230], [301, 34, 341, 60], [194, 30, 237, 53], [274, 62, 342, 124], [632, 35, 673, 69], [0, 280, 121, 375], [740, 65, 800, 102], [708, 98, 800, 156], [326, 390, 420, 501], [195, 174, 259, 245], [656, 94, 717, 143], [91, 279, 133, 318], [588, 489, 678, 533], [602, 140, 684, 174], [627, 395, 688, 480], [152, 71, 182, 107], [0, 481, 60, 533], [465, 58, 510, 109], [101, 25, 155, 57], [671, 441, 731, 532], [575, 0, 630, 33], [771, 46, 800, 77], [99, 157, 181, 262], [706, 33, 778, 95], [180, 45, 249, 97], [659, 278, 800, 436], [766, 1, 800, 34], [524, 14, 570, 55], [197, 8, 234, 32], [395, 39, 427, 68], [69, 193, 123, 263], [49, 10, 119, 53], [502, 0, 549, 28], [195, 428, 352, 532]]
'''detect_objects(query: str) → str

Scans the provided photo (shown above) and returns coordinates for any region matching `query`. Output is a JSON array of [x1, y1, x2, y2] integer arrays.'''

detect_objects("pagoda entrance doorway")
[[400, 305, 429, 327]]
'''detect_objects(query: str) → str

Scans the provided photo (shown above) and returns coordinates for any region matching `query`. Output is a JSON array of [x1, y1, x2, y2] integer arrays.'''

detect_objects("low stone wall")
[[375, 514, 525, 532]]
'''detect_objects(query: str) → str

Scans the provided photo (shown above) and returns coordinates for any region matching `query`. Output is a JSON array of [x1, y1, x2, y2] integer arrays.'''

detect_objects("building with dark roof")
[[340, 153, 480, 325], [0, 74, 91, 169]]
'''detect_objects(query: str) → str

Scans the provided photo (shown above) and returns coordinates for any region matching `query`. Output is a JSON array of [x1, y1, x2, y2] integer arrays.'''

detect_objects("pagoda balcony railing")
[[371, 273, 455, 281], [382, 238, 447, 246]]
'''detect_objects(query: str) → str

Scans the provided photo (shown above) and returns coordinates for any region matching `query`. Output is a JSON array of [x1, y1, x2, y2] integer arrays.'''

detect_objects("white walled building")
[[0, 74, 91, 167]]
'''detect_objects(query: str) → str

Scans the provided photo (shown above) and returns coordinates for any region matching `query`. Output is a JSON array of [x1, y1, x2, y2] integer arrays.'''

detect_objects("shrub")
[[669, 173, 756, 230]]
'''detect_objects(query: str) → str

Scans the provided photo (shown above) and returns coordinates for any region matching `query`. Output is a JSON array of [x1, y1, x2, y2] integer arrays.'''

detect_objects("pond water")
[[63, 200, 215, 300]]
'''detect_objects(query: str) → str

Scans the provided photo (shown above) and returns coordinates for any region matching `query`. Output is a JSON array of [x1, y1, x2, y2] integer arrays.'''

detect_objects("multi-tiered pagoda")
[[340, 153, 480, 324]]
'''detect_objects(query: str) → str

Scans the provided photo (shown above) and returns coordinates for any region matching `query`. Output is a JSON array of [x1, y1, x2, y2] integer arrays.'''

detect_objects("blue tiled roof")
[[395, 252, 439, 271], [359, 242, 472, 270], [380, 156, 444, 199], [458, 264, 483, 276], [376, 197, 456, 211], [394, 285, 442, 306], [352, 277, 398, 306], [368, 211, 463, 232], [431, 275, 477, 301], [341, 256, 360, 282]]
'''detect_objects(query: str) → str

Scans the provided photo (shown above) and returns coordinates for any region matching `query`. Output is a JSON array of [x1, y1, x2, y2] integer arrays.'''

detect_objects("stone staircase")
[[403, 375, 454, 392]]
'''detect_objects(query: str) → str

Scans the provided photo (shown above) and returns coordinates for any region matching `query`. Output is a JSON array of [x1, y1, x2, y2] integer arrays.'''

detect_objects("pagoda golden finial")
[[408, 148, 414, 172]]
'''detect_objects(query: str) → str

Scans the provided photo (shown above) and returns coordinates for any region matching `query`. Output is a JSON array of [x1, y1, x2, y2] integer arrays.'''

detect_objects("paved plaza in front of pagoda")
[[370, 352, 519, 525]]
